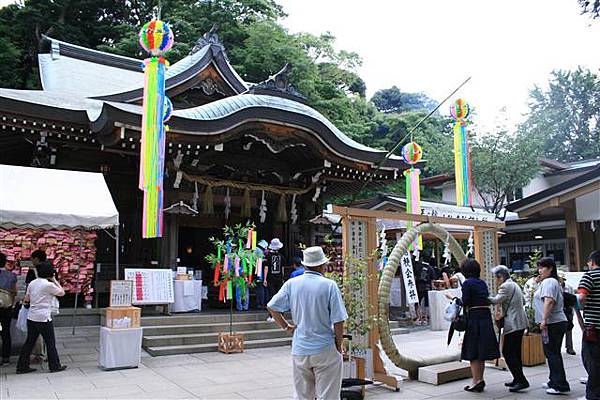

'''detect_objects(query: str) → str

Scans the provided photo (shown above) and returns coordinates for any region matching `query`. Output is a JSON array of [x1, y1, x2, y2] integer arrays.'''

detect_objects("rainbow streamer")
[[139, 56, 168, 238], [451, 99, 473, 207], [404, 168, 422, 250]]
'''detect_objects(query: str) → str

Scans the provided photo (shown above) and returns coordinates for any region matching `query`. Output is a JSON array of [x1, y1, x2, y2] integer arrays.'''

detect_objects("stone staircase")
[[142, 311, 409, 356]]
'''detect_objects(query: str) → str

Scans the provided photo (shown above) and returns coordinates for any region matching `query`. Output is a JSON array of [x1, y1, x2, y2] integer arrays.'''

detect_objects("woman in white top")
[[16, 262, 67, 374], [534, 257, 569, 395]]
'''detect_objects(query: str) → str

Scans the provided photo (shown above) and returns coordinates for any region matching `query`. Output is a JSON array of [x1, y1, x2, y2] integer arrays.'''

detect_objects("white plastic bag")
[[443, 297, 461, 322], [16, 306, 28, 333], [50, 297, 60, 316]]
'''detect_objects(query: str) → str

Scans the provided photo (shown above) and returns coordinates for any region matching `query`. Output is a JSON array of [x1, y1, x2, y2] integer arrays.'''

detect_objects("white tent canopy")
[[0, 164, 118, 229]]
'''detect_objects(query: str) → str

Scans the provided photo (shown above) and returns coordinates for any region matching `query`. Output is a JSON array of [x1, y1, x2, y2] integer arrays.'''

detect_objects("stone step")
[[143, 328, 289, 347], [141, 312, 273, 326], [142, 320, 278, 335], [418, 361, 472, 385], [145, 336, 293, 356], [143, 319, 406, 336]]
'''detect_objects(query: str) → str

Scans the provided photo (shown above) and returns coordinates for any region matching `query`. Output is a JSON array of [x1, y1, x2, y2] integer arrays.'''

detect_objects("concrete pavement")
[[0, 325, 588, 399]]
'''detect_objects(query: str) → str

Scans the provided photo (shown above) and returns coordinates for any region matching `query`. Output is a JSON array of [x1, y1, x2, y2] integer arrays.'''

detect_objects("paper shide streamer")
[[138, 18, 174, 238]]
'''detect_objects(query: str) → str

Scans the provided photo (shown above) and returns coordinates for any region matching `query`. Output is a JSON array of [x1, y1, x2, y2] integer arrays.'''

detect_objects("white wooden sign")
[[109, 280, 133, 307], [400, 254, 419, 304], [124, 268, 174, 305]]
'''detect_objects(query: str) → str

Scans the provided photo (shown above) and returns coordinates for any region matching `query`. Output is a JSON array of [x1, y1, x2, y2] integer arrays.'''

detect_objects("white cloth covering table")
[[172, 280, 203, 312], [428, 288, 462, 331], [99, 327, 142, 370]]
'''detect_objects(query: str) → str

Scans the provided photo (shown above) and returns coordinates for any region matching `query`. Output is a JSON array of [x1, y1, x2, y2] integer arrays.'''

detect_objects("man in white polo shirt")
[[267, 246, 348, 400]]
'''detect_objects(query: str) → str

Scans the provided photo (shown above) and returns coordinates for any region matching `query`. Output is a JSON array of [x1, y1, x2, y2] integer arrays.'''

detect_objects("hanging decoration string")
[[450, 98, 473, 207], [402, 141, 423, 254], [181, 172, 315, 196], [138, 18, 174, 238]]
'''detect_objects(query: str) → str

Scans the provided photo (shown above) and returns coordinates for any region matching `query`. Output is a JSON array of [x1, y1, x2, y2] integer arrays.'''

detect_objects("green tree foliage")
[[521, 67, 600, 162], [470, 130, 542, 216], [371, 85, 438, 114], [579, 0, 600, 18]]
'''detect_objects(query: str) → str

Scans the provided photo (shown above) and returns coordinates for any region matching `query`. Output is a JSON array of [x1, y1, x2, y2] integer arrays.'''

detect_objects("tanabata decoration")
[[138, 18, 174, 238], [206, 222, 262, 305], [450, 99, 473, 207], [402, 141, 423, 253]]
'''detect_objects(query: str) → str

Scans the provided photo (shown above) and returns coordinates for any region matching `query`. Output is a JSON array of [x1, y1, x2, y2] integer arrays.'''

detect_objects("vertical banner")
[[400, 253, 419, 304]]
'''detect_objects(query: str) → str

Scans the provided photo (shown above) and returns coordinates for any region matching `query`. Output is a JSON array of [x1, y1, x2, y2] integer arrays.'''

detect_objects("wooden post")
[[564, 200, 581, 271]]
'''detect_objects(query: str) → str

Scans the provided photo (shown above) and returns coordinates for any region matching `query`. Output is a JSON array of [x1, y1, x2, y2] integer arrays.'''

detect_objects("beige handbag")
[[0, 288, 14, 308]]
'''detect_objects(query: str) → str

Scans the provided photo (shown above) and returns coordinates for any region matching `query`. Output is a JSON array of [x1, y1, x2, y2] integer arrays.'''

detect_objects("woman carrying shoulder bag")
[[16, 262, 67, 374], [448, 259, 499, 393], [489, 265, 529, 392]]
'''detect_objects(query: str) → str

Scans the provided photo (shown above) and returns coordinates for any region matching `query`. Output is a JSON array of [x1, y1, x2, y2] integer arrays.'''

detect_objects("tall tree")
[[470, 130, 542, 216], [579, 0, 600, 18], [371, 86, 438, 114], [521, 67, 600, 162]]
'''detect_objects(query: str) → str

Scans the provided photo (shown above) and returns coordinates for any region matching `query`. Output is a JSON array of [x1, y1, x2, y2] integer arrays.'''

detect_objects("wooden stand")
[[218, 332, 244, 354], [522, 333, 545, 366]]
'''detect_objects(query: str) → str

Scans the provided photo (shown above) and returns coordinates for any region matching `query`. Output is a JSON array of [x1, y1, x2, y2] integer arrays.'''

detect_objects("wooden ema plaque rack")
[[333, 206, 505, 391]]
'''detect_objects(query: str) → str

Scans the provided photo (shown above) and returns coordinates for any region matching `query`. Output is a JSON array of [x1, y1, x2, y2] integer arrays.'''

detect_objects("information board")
[[124, 268, 174, 305], [109, 280, 133, 307]]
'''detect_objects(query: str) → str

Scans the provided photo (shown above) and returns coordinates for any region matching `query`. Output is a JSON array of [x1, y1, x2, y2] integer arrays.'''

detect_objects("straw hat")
[[302, 246, 329, 267]]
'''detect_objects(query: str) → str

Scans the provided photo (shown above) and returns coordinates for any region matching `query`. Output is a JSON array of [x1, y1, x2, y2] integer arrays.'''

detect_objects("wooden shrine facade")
[[0, 28, 408, 285]]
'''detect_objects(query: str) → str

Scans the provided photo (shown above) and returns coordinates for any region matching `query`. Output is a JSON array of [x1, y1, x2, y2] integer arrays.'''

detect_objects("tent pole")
[[71, 266, 81, 335], [115, 224, 120, 280]]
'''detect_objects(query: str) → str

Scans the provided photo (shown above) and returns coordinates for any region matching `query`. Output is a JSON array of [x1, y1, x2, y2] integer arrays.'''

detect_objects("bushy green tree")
[[371, 86, 438, 114], [521, 67, 600, 162]]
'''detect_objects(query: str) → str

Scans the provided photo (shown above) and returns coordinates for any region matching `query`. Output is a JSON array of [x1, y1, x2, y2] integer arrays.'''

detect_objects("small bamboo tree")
[[206, 221, 259, 335]]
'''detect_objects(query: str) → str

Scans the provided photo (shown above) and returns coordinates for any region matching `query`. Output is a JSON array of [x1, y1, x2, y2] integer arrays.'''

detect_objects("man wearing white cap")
[[267, 246, 348, 400]]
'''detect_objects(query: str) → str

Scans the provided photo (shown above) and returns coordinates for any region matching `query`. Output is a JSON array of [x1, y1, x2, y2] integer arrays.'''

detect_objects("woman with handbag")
[[16, 261, 67, 374], [489, 265, 529, 392], [534, 257, 570, 395], [458, 259, 500, 392]]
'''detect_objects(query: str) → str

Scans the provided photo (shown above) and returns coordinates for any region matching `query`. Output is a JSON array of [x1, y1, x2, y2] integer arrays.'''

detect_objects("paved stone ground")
[[0, 325, 588, 399]]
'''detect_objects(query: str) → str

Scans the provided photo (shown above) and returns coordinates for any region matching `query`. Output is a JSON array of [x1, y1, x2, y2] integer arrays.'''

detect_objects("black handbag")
[[12, 301, 21, 319], [453, 314, 468, 332]]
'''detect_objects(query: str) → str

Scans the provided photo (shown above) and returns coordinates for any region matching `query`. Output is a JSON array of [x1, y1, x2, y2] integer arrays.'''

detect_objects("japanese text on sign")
[[400, 254, 419, 304]]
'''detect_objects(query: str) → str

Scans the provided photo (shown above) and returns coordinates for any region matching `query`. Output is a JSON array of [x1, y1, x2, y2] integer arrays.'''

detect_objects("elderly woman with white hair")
[[489, 265, 529, 393]]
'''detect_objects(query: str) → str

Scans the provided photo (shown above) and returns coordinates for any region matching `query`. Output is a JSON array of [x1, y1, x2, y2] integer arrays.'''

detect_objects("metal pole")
[[115, 223, 120, 280], [71, 265, 81, 336]]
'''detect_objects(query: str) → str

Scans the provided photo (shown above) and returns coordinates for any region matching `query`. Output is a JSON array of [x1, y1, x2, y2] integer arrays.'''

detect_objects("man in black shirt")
[[264, 238, 285, 322]]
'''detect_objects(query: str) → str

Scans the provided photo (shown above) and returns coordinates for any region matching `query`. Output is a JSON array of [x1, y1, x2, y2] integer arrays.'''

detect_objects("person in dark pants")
[[0, 252, 17, 365], [254, 240, 269, 309], [534, 257, 570, 395], [447, 259, 499, 393], [264, 238, 285, 321], [16, 262, 67, 374], [488, 265, 529, 392], [578, 250, 600, 400]]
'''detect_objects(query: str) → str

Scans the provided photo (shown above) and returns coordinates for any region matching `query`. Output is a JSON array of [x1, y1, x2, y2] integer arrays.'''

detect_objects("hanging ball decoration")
[[401, 141, 422, 165], [450, 98, 470, 120], [163, 97, 173, 123], [139, 19, 174, 56]]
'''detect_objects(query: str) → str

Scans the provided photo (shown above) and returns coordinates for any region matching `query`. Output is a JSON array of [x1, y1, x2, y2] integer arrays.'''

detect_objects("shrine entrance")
[[333, 205, 505, 385]]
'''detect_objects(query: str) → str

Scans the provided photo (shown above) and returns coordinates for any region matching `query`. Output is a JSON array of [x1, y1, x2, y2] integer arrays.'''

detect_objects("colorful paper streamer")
[[404, 167, 422, 250], [138, 18, 174, 238], [450, 99, 473, 207]]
